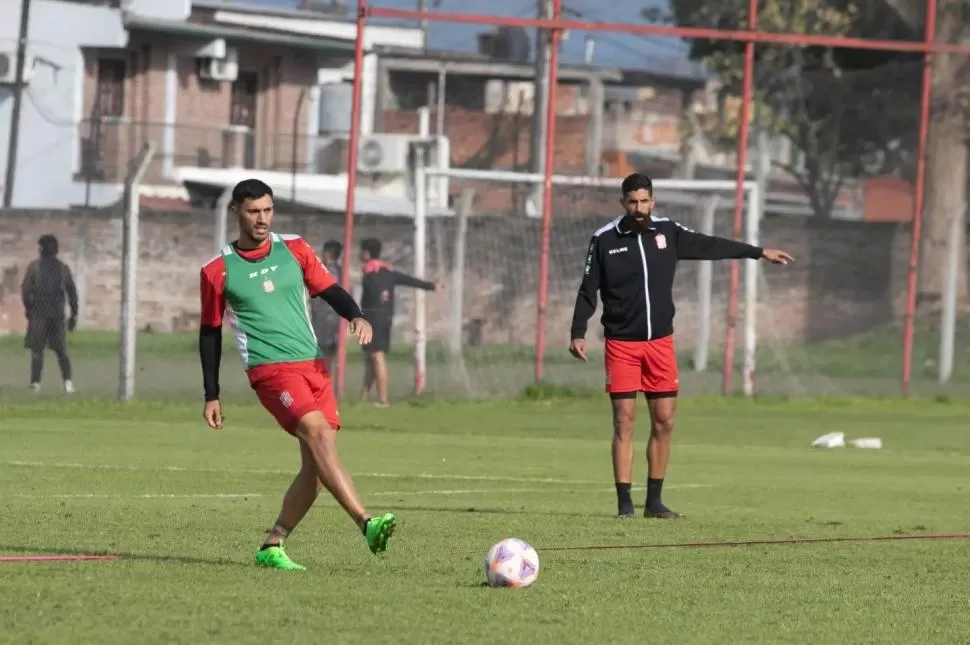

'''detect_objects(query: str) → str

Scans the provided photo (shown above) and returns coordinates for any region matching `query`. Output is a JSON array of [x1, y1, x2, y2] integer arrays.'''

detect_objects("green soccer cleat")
[[255, 543, 306, 571], [364, 513, 397, 554]]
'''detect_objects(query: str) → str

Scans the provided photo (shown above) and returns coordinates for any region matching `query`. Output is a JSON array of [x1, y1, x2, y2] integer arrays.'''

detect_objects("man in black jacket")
[[21, 234, 79, 394], [358, 237, 443, 406], [569, 173, 793, 519]]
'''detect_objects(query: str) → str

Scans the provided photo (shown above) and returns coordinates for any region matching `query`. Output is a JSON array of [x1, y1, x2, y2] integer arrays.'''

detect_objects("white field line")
[[1, 460, 709, 488], [1, 486, 707, 500], [0, 486, 709, 500]]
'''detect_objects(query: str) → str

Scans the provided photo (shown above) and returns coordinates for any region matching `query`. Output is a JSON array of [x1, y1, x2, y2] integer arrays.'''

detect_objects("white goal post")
[[411, 165, 763, 397]]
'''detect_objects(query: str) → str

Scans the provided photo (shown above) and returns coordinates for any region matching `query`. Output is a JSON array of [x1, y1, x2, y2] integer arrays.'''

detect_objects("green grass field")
[[2, 396, 969, 644]]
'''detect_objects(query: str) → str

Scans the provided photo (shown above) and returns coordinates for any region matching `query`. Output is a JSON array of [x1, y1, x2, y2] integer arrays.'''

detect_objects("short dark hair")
[[360, 237, 382, 258], [621, 173, 653, 197], [322, 239, 342, 259], [231, 178, 273, 206], [38, 234, 58, 256]]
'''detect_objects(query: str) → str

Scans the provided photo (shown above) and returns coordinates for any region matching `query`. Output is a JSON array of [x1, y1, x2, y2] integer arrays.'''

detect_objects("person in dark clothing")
[[569, 173, 793, 519], [21, 234, 79, 393], [358, 237, 443, 406], [311, 239, 344, 369]]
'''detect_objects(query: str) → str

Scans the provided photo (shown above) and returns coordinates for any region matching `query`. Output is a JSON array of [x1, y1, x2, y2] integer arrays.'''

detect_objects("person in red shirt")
[[357, 237, 443, 406], [199, 179, 396, 570]]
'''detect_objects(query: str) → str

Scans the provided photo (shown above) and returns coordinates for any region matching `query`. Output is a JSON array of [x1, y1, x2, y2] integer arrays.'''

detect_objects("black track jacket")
[[570, 215, 763, 342]]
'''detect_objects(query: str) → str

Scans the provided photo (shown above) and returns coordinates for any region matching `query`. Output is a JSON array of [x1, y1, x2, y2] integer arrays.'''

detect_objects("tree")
[[882, 0, 968, 305], [661, 0, 920, 218]]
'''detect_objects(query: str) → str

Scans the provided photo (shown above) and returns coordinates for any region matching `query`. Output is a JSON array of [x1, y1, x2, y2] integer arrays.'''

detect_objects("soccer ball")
[[484, 538, 540, 588]]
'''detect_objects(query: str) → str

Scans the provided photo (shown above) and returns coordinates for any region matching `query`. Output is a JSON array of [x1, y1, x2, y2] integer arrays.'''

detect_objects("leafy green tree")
[[882, 0, 968, 303], [660, 0, 920, 219]]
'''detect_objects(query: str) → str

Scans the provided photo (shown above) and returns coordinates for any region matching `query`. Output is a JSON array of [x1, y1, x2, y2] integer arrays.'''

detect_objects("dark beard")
[[622, 213, 652, 233]]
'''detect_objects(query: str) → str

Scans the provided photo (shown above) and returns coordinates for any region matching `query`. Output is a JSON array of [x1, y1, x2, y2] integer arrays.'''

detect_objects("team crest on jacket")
[[655, 233, 667, 250], [263, 279, 275, 293]]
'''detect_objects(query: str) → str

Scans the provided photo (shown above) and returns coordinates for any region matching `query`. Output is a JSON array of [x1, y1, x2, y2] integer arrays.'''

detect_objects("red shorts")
[[247, 359, 340, 434], [604, 336, 679, 398]]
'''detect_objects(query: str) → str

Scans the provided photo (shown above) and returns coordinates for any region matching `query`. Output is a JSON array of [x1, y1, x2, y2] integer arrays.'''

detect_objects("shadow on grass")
[[0, 543, 244, 567]]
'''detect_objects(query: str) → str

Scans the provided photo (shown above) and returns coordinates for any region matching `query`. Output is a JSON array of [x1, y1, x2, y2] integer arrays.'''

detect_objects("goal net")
[[397, 167, 762, 400]]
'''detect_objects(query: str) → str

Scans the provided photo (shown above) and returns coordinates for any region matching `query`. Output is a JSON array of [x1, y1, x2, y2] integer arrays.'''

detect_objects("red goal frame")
[[335, 0, 954, 398]]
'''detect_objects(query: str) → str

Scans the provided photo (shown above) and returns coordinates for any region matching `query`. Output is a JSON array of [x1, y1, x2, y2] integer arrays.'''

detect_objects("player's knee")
[[294, 414, 335, 446], [611, 405, 636, 439], [650, 416, 675, 437]]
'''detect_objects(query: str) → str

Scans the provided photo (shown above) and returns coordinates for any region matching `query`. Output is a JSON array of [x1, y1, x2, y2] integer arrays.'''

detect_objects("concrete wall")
[[0, 206, 923, 353]]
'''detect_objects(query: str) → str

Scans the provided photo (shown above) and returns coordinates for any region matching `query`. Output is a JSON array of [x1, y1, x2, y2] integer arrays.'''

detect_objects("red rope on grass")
[[0, 555, 120, 563]]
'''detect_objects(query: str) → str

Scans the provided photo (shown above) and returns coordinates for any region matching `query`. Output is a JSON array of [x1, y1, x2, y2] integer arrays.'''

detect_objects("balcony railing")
[[76, 119, 352, 185]]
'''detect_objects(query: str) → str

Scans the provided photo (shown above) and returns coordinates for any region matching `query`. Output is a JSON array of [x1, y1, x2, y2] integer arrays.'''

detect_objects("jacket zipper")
[[636, 233, 652, 338]]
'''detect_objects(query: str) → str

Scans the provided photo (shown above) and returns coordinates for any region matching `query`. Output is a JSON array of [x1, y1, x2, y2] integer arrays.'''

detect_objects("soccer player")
[[21, 234, 78, 394], [569, 173, 793, 519], [310, 239, 344, 368], [357, 237, 443, 406], [199, 179, 396, 570]]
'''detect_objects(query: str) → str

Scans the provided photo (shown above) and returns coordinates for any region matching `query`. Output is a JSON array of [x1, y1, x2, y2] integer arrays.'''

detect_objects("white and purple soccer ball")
[[484, 538, 540, 588]]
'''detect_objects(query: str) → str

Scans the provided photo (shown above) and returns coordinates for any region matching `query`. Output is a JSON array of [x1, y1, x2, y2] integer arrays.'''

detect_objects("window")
[[95, 58, 126, 117], [230, 71, 259, 128]]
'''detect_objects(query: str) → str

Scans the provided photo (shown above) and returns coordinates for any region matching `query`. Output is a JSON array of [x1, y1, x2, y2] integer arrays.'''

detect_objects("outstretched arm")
[[390, 269, 436, 291], [674, 223, 764, 261], [569, 236, 601, 358]]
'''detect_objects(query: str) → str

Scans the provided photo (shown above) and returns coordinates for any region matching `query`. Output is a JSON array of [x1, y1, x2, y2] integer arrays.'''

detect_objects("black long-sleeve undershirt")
[[199, 324, 222, 402], [200, 284, 363, 401]]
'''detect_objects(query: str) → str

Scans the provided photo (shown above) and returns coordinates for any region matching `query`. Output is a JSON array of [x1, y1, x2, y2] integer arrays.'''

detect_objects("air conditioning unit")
[[357, 134, 413, 174], [198, 49, 238, 82], [0, 51, 36, 85]]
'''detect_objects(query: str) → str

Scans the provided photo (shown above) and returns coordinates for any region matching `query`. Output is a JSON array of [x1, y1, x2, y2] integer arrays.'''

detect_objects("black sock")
[[615, 482, 633, 514], [360, 516, 372, 535], [260, 542, 279, 551], [646, 478, 664, 508]]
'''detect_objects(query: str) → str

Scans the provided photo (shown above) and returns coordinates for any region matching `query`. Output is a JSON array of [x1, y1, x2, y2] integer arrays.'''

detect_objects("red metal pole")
[[534, 0, 563, 384], [336, 0, 368, 398], [721, 0, 758, 395], [901, 0, 939, 396], [364, 6, 970, 56]]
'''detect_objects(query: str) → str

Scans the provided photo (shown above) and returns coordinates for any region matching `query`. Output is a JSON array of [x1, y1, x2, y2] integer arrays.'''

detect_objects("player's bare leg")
[[362, 354, 375, 401], [263, 441, 323, 547], [255, 441, 322, 571], [610, 394, 638, 518], [292, 410, 396, 552], [293, 411, 368, 522], [644, 395, 682, 519], [369, 351, 390, 407]]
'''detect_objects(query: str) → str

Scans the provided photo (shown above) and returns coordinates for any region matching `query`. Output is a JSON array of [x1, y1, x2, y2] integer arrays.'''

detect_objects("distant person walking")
[[21, 234, 78, 393], [311, 239, 344, 375]]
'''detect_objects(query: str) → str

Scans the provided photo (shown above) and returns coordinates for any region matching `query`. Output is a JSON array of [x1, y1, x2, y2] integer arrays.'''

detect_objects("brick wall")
[[80, 35, 318, 183], [382, 109, 590, 172], [0, 207, 921, 352]]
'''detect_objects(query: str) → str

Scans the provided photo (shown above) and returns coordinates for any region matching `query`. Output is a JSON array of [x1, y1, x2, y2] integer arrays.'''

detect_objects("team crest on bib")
[[655, 233, 667, 250], [263, 279, 275, 293]]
